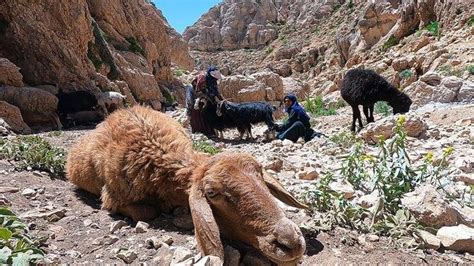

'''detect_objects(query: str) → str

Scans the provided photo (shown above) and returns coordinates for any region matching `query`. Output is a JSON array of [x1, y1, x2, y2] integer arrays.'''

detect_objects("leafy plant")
[[303, 96, 337, 117], [174, 68, 184, 77], [265, 46, 274, 54], [0, 208, 44, 264], [399, 69, 413, 79], [382, 35, 398, 52], [468, 65, 474, 75], [425, 21, 440, 37], [193, 140, 220, 155], [303, 116, 455, 243], [468, 15, 474, 27], [329, 131, 357, 149], [436, 64, 463, 77], [126, 37, 145, 56], [0, 136, 66, 178], [374, 101, 391, 117]]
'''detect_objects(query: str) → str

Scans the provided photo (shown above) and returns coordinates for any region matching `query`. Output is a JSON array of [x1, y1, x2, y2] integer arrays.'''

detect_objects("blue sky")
[[153, 0, 222, 34]]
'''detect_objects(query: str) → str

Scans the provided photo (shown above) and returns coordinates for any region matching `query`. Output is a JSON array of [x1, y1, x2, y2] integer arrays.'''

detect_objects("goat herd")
[[64, 68, 412, 263]]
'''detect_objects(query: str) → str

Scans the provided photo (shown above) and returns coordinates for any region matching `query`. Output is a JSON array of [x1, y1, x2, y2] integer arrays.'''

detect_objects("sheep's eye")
[[206, 189, 218, 198]]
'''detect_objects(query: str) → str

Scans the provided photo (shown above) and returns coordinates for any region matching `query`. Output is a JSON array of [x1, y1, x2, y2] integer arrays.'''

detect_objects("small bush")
[[399, 69, 413, 79], [468, 65, 474, 75], [174, 68, 184, 77], [0, 136, 66, 178], [333, 3, 341, 12], [329, 131, 357, 149], [382, 35, 398, 51], [468, 15, 474, 27], [425, 21, 440, 37], [303, 96, 337, 117], [374, 101, 391, 117], [193, 140, 220, 155], [0, 208, 44, 264], [47, 131, 63, 137], [265, 46, 274, 54], [437, 64, 463, 77], [126, 37, 145, 56]]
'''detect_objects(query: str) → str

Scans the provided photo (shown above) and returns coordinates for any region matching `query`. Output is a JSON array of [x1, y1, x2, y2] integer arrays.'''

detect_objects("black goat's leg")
[[363, 105, 370, 124], [369, 103, 375, 123], [351, 106, 360, 131]]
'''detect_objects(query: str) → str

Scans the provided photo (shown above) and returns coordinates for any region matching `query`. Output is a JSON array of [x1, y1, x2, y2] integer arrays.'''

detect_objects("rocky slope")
[[185, 0, 473, 107], [0, 0, 194, 131]]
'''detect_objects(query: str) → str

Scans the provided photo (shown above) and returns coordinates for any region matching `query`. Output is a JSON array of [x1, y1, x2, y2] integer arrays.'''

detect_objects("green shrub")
[[0, 136, 66, 178], [303, 96, 337, 117], [425, 21, 440, 37], [374, 101, 391, 117], [0, 208, 44, 264], [348, 0, 354, 9], [193, 140, 220, 155], [126, 37, 145, 56], [333, 3, 341, 12], [329, 131, 357, 149], [174, 68, 184, 77], [468, 15, 474, 27], [436, 64, 463, 77], [302, 116, 456, 243], [468, 65, 474, 75], [265, 46, 274, 54], [399, 69, 413, 79], [47, 131, 63, 137], [382, 35, 398, 51]]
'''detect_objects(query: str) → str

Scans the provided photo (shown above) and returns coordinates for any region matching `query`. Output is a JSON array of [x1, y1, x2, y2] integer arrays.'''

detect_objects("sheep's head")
[[391, 92, 412, 114], [189, 153, 307, 264]]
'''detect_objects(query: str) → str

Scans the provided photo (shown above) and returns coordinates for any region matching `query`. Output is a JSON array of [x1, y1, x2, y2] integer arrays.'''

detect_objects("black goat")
[[57, 90, 99, 114], [216, 100, 276, 139], [341, 68, 412, 132]]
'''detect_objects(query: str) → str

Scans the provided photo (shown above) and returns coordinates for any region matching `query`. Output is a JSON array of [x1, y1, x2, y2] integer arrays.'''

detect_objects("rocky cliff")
[[186, 0, 473, 106], [0, 0, 194, 132]]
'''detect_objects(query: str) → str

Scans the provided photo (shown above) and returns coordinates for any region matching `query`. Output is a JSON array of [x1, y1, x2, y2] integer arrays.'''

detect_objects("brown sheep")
[[66, 105, 307, 263]]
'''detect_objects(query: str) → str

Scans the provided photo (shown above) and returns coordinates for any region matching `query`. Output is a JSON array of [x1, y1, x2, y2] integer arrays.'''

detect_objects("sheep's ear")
[[189, 184, 224, 259], [263, 171, 309, 209]]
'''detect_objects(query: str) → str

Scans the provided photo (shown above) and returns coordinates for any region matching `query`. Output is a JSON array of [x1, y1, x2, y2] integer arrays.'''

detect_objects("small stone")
[[145, 236, 163, 249], [329, 181, 355, 199], [83, 219, 92, 227], [92, 235, 119, 246], [116, 249, 138, 264], [153, 244, 174, 265], [134, 221, 149, 233], [21, 188, 36, 197], [298, 167, 319, 180], [110, 220, 127, 233], [161, 235, 174, 245], [416, 229, 441, 250], [171, 247, 194, 264], [366, 234, 380, 242], [0, 187, 19, 193], [282, 139, 293, 146]]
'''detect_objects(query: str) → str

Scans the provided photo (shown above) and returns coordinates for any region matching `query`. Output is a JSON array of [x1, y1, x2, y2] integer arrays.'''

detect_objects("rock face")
[[0, 0, 193, 114], [219, 71, 284, 102]]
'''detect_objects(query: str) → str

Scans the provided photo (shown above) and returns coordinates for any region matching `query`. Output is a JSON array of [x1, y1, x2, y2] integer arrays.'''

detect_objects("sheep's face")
[[190, 153, 306, 263], [391, 93, 412, 114]]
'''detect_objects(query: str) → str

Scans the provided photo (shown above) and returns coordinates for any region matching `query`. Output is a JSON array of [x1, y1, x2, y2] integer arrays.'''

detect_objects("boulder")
[[0, 58, 23, 87], [436, 224, 474, 253], [282, 77, 309, 100], [0, 101, 31, 134], [359, 115, 427, 144], [401, 184, 459, 228]]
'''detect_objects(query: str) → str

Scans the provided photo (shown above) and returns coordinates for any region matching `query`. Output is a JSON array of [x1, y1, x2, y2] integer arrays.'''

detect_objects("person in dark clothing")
[[185, 66, 224, 137], [205, 66, 223, 103], [274, 94, 321, 142]]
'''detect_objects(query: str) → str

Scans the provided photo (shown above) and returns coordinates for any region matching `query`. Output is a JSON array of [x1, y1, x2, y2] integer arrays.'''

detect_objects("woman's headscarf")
[[284, 94, 310, 123]]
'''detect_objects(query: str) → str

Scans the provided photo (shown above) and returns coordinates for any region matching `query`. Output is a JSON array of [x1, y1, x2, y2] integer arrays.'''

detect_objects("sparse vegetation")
[[348, 0, 354, 9], [265, 46, 274, 54], [382, 35, 398, 51], [303, 96, 337, 117], [399, 69, 413, 79], [468, 64, 474, 75], [126, 37, 145, 56], [468, 15, 474, 27], [0, 208, 44, 264], [425, 21, 440, 37], [329, 131, 357, 149], [374, 101, 391, 117], [47, 131, 63, 137], [193, 140, 221, 155], [87, 42, 103, 71], [174, 68, 185, 77], [436, 64, 464, 77], [0, 136, 66, 178], [303, 116, 455, 246]]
